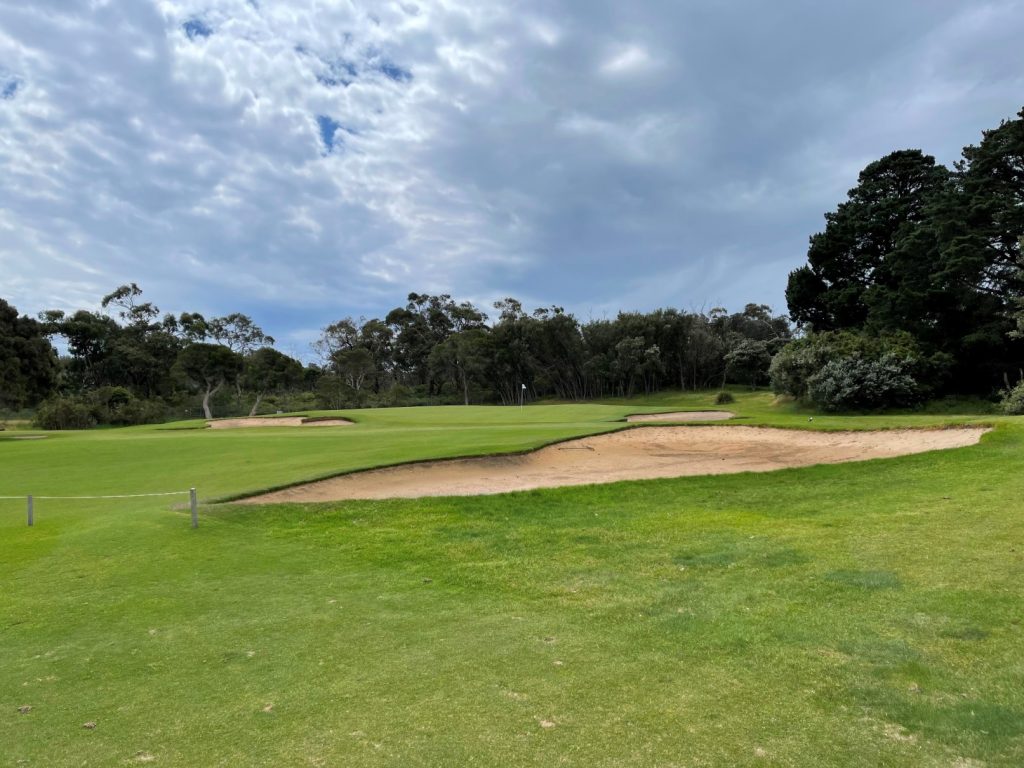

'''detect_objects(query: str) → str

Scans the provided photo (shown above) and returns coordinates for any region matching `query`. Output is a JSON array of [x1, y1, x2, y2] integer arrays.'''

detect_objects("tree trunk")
[[248, 392, 263, 417], [202, 379, 223, 419], [461, 367, 469, 406]]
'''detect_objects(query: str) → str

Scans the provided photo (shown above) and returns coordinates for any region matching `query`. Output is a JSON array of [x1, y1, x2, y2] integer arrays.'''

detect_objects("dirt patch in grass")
[[239, 425, 988, 503], [208, 417, 353, 429], [625, 410, 734, 422]]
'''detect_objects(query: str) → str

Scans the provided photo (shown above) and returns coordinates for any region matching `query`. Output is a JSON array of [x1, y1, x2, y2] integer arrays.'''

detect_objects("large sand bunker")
[[626, 410, 733, 422], [239, 425, 988, 503], [208, 417, 353, 429]]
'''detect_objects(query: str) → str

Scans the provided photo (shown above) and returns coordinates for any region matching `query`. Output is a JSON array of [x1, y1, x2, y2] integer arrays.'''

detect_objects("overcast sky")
[[1, 1, 1022, 358]]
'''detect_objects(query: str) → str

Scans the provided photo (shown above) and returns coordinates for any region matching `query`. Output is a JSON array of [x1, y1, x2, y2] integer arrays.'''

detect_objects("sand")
[[208, 417, 353, 429], [625, 411, 734, 422], [239, 425, 988, 504]]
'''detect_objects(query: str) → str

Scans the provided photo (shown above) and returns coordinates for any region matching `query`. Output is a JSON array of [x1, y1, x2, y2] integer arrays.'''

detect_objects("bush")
[[88, 387, 166, 426], [33, 390, 166, 429], [770, 330, 945, 409], [806, 354, 921, 412], [34, 396, 97, 430], [1001, 381, 1024, 415], [714, 391, 735, 404], [108, 397, 166, 426], [769, 333, 869, 400]]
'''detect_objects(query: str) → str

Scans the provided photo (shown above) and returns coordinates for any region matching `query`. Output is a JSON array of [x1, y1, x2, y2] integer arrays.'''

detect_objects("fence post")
[[190, 488, 198, 529], [27, 495, 33, 527]]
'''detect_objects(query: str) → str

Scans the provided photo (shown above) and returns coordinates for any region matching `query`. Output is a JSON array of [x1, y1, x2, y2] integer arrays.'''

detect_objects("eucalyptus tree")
[[242, 347, 304, 415], [173, 343, 243, 419]]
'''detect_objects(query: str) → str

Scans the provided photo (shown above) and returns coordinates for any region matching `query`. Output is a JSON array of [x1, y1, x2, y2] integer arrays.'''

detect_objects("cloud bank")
[[1, 0, 1021, 355]]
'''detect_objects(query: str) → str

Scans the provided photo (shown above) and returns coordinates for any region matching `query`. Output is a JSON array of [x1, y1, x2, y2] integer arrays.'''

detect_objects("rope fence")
[[1, 488, 201, 528]]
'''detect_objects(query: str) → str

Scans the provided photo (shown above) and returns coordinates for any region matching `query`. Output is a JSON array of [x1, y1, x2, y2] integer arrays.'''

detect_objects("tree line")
[[1, 105, 1022, 425], [315, 295, 790, 407], [0, 285, 792, 427]]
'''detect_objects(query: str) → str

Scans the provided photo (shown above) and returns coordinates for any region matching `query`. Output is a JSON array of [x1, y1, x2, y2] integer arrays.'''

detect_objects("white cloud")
[[0, 0, 1021, 346], [599, 43, 654, 76]]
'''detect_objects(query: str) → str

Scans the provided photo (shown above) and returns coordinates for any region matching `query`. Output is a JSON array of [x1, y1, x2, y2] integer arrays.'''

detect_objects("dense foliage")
[[786, 107, 1024, 395], [314, 298, 790, 407], [806, 355, 920, 412], [0, 298, 58, 410], [3, 283, 792, 427], [34, 387, 167, 430], [769, 331, 939, 410]]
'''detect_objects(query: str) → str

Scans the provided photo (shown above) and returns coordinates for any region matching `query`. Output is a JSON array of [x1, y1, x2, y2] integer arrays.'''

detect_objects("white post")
[[27, 495, 33, 527], [190, 488, 198, 529]]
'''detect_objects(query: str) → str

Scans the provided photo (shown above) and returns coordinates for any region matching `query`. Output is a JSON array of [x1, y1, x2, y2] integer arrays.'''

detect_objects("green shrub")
[[714, 391, 735, 404], [108, 397, 166, 426], [770, 330, 944, 409], [34, 396, 97, 430], [806, 354, 921, 412], [769, 332, 870, 400], [88, 388, 166, 426], [34, 390, 166, 429], [1001, 381, 1024, 415]]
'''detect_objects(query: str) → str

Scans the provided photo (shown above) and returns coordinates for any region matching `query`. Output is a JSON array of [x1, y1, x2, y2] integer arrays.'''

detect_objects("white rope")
[[0, 491, 190, 500]]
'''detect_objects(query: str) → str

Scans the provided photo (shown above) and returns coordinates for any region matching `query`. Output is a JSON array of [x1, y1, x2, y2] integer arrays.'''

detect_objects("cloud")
[[0, 0, 1021, 350], [599, 44, 655, 76]]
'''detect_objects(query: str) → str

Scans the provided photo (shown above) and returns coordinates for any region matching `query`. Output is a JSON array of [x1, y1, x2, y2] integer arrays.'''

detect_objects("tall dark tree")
[[785, 110, 1024, 391], [39, 309, 122, 391], [529, 307, 588, 400], [43, 285, 182, 397], [786, 150, 951, 331], [929, 108, 1024, 386], [0, 299, 59, 409], [948, 107, 1024, 296]]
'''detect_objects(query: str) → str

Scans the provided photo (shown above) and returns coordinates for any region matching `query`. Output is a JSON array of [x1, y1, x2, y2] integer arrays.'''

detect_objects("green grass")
[[2, 392, 1022, 766]]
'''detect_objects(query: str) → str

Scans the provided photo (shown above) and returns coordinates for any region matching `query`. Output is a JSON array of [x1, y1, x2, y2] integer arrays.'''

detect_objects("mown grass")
[[1, 392, 1022, 766]]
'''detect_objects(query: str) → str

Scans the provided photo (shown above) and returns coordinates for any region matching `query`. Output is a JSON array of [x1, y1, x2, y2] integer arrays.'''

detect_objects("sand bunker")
[[208, 417, 353, 429], [239, 425, 987, 503], [626, 410, 733, 423]]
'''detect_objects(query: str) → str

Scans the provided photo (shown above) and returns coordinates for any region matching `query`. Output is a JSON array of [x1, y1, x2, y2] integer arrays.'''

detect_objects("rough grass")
[[1, 392, 1022, 766]]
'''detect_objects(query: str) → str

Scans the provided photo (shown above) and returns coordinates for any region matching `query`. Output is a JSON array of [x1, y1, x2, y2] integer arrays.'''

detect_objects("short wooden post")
[[190, 488, 198, 529], [27, 495, 33, 527]]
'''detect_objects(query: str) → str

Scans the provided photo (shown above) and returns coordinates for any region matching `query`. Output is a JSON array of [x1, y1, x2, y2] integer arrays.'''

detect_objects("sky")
[[1, 1, 1022, 359]]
